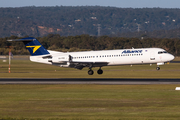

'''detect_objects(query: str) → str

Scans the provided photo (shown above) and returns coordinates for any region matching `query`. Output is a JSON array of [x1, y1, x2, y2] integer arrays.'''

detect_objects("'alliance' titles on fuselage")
[[122, 50, 143, 54]]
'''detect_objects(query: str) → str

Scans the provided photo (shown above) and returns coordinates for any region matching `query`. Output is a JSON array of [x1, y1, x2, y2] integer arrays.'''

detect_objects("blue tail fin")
[[8, 37, 50, 56]]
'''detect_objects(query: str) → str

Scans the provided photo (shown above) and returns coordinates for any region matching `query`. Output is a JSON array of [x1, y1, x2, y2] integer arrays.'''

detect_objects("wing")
[[70, 61, 109, 70]]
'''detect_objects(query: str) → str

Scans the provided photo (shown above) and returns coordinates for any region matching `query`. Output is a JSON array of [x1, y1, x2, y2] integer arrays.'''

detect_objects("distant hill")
[[1, 6, 180, 38], [116, 27, 180, 38]]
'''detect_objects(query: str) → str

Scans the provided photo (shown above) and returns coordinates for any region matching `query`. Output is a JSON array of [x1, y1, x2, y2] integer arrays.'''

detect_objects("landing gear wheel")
[[88, 69, 94, 75], [97, 69, 103, 75], [156, 67, 160, 70]]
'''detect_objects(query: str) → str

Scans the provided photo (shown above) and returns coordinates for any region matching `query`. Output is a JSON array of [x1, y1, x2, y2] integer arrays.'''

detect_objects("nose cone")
[[169, 54, 175, 61]]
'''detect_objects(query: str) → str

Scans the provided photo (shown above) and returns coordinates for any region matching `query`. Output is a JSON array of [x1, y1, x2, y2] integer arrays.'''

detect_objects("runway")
[[0, 78, 180, 84]]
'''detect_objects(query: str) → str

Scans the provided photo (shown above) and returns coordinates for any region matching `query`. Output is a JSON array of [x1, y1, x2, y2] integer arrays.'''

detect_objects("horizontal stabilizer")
[[7, 37, 35, 42]]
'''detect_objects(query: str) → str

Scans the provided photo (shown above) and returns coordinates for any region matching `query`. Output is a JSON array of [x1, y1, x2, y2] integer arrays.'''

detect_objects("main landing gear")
[[88, 69, 94, 75], [88, 68, 103, 75], [97, 68, 103, 74]]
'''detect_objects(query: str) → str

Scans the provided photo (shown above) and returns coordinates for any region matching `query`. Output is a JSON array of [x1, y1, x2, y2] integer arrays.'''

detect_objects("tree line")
[[0, 34, 180, 56], [1, 6, 180, 37]]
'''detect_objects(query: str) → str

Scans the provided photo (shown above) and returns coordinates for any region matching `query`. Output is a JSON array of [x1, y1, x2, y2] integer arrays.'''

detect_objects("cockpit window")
[[158, 51, 163, 54], [158, 51, 167, 54]]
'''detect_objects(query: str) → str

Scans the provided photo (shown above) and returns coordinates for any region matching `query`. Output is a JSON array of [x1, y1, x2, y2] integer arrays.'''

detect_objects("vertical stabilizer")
[[8, 37, 50, 56]]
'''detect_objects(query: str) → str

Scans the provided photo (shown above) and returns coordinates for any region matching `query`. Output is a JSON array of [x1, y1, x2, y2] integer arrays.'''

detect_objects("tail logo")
[[26, 45, 41, 53]]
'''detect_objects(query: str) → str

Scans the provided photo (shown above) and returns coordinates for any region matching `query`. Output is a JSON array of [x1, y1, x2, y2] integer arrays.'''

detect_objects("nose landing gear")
[[156, 67, 160, 70]]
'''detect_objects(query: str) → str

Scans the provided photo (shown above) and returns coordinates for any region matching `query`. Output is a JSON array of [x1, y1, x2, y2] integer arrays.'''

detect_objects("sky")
[[1, 0, 180, 8]]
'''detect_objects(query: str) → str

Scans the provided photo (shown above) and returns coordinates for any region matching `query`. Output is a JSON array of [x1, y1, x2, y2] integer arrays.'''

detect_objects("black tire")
[[88, 69, 94, 75], [97, 69, 103, 75], [156, 67, 160, 70]]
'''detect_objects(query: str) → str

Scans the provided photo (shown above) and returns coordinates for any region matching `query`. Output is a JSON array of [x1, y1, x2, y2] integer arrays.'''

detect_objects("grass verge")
[[0, 84, 180, 119], [0, 58, 179, 78]]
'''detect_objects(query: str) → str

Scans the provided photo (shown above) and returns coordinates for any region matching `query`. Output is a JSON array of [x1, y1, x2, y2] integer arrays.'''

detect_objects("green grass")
[[0, 57, 180, 78], [0, 84, 180, 119], [0, 57, 180, 119]]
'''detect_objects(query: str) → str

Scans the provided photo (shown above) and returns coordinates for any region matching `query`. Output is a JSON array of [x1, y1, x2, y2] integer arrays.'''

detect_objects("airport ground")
[[1, 84, 180, 119], [0, 55, 180, 78], [0, 56, 180, 119]]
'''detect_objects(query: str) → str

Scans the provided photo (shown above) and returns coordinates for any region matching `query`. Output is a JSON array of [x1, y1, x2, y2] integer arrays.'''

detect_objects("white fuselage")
[[30, 48, 174, 68]]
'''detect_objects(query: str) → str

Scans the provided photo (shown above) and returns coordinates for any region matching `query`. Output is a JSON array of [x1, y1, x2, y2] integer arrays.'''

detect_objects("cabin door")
[[150, 51, 155, 60]]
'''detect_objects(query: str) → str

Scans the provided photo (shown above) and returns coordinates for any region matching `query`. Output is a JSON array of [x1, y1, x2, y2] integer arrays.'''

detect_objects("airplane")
[[8, 37, 175, 75]]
